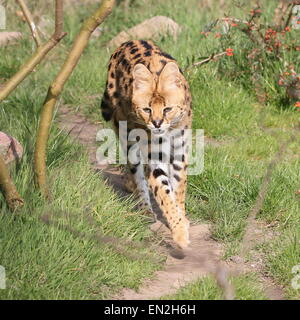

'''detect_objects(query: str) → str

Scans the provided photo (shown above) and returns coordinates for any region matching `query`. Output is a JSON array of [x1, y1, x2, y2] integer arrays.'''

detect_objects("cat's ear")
[[132, 64, 154, 94], [158, 62, 182, 93]]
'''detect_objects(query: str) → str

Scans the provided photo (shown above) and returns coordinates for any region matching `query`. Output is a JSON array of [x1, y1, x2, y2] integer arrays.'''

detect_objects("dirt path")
[[57, 106, 285, 300]]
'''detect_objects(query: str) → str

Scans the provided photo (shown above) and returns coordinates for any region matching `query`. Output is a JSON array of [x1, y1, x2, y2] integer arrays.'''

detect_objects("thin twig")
[[16, 0, 42, 47], [34, 0, 115, 197], [0, 0, 66, 102], [184, 52, 227, 72], [219, 17, 249, 25], [54, 0, 64, 40], [284, 3, 294, 30]]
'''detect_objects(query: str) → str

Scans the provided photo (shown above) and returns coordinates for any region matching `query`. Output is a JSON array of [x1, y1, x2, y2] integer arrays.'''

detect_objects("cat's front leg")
[[122, 138, 153, 214], [169, 128, 189, 214], [148, 162, 190, 248]]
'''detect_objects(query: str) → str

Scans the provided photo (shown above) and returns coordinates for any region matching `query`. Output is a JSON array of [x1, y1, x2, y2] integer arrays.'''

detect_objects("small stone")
[[108, 16, 181, 49], [0, 32, 22, 47], [229, 255, 244, 264], [0, 132, 23, 165]]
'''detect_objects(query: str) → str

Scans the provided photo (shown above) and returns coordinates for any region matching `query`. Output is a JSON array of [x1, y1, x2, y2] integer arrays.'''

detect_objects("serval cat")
[[101, 40, 192, 248]]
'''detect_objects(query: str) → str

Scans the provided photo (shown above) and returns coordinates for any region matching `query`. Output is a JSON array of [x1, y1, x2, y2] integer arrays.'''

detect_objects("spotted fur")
[[101, 40, 192, 248]]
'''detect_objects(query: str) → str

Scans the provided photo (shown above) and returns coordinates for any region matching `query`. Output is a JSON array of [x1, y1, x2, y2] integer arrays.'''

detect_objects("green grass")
[[1, 0, 300, 299], [0, 1, 164, 299], [0, 128, 162, 299], [0, 112, 161, 299], [162, 274, 267, 300]]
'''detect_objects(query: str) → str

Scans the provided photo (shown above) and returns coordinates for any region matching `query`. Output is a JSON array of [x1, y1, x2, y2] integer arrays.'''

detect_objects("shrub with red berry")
[[199, 1, 300, 107]]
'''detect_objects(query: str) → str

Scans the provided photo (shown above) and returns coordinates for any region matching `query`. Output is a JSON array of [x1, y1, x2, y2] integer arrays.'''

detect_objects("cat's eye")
[[143, 108, 152, 114], [164, 107, 173, 113]]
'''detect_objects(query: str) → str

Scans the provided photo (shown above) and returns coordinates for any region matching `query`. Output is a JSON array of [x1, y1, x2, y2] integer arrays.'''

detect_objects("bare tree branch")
[[274, 0, 290, 29], [54, 0, 64, 40], [0, 154, 24, 211], [184, 51, 227, 72], [16, 0, 42, 47], [0, 0, 66, 102], [34, 0, 115, 197]]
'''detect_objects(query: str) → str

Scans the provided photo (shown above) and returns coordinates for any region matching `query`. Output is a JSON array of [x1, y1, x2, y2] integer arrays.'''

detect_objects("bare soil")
[[57, 106, 285, 300]]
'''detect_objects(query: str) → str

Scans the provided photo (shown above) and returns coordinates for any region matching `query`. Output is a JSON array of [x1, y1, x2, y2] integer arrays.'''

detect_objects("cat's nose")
[[152, 119, 163, 128]]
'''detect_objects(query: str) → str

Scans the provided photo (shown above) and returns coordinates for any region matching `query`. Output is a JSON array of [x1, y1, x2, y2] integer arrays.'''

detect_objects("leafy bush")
[[200, 1, 300, 108]]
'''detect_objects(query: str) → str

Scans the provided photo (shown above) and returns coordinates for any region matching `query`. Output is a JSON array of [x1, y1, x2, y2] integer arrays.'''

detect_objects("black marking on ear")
[[125, 41, 134, 47], [153, 168, 167, 178], [159, 51, 175, 60], [140, 40, 153, 50], [174, 174, 181, 182], [116, 50, 122, 58]]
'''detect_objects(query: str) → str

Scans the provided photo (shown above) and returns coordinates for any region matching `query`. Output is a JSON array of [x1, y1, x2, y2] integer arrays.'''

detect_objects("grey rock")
[[0, 132, 23, 165]]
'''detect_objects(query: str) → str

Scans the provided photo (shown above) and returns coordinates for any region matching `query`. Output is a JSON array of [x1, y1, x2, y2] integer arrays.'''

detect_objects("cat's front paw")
[[172, 219, 190, 249]]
